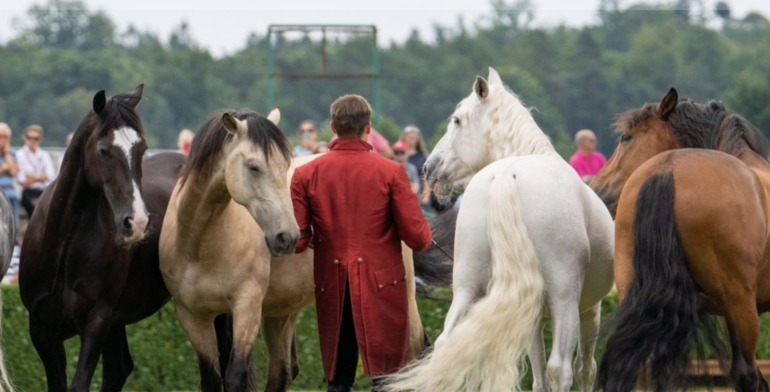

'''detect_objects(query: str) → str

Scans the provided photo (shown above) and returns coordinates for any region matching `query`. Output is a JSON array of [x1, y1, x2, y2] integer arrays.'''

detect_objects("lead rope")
[[431, 239, 454, 262]]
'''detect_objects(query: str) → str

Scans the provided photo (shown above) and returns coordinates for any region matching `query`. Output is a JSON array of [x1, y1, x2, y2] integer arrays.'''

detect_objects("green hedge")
[[2, 285, 770, 391]]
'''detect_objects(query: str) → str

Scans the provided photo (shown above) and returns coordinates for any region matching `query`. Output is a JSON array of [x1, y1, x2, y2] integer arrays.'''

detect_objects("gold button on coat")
[[378, 284, 383, 289], [357, 257, 363, 263], [393, 280, 397, 285], [333, 259, 339, 265]]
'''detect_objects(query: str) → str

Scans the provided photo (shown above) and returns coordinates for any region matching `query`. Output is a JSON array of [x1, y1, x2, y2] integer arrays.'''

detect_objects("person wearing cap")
[[569, 129, 606, 183], [292, 94, 431, 392], [392, 141, 420, 194]]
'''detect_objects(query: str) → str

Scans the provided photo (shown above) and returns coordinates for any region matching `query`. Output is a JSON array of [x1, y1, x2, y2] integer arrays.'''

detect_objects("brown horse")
[[20, 85, 185, 392], [590, 88, 770, 392]]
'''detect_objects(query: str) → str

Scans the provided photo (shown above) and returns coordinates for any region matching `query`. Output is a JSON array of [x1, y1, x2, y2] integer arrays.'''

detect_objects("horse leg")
[[29, 317, 67, 392], [573, 302, 600, 392], [214, 313, 233, 391], [225, 292, 264, 392], [545, 295, 580, 392], [69, 306, 115, 392], [527, 317, 549, 392], [723, 298, 767, 392], [99, 325, 134, 392], [176, 305, 223, 392], [263, 313, 301, 392]]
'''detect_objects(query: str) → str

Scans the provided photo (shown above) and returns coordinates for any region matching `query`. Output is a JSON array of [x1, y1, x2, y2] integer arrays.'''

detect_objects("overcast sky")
[[1, 0, 769, 56]]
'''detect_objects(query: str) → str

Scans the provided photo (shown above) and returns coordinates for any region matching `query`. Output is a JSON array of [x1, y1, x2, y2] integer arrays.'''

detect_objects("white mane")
[[483, 83, 559, 160]]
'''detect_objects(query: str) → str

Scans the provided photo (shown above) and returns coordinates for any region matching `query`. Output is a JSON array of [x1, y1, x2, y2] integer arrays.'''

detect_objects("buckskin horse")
[[590, 88, 770, 392], [19, 85, 185, 392], [385, 68, 615, 392]]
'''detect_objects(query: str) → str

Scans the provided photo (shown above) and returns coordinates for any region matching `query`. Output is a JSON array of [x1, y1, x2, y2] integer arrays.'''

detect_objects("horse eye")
[[452, 117, 460, 126], [620, 134, 633, 144], [247, 164, 260, 173], [98, 148, 110, 157]]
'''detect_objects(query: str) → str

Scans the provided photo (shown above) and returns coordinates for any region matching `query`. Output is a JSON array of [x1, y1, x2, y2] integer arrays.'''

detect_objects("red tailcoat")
[[291, 137, 431, 379]]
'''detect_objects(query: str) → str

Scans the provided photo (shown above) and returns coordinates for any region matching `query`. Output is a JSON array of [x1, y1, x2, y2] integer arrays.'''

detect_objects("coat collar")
[[329, 137, 373, 152]]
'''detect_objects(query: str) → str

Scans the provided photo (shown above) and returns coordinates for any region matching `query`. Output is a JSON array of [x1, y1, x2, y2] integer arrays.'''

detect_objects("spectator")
[[392, 141, 420, 194], [293, 120, 318, 157], [569, 129, 607, 183], [177, 129, 194, 156], [367, 129, 394, 159], [400, 125, 430, 207], [16, 125, 55, 219], [0, 123, 20, 227], [314, 141, 329, 154]]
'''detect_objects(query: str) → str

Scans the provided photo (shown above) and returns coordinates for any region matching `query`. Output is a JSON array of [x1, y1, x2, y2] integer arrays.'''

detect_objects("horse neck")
[[42, 146, 100, 238], [175, 165, 231, 257], [487, 95, 559, 161]]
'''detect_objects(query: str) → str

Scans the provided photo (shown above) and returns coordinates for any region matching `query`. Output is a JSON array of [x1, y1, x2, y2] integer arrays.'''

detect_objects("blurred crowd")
[[0, 118, 605, 284]]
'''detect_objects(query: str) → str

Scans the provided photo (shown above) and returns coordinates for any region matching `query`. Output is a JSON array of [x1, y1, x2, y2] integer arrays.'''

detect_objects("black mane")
[[179, 109, 292, 187], [615, 97, 770, 158], [65, 91, 145, 168], [97, 92, 145, 137]]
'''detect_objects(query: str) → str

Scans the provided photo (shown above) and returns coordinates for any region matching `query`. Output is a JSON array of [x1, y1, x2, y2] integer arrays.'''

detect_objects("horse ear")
[[222, 113, 243, 135], [93, 90, 106, 114], [474, 76, 490, 100], [656, 88, 678, 119], [267, 107, 281, 125], [127, 84, 144, 109], [488, 67, 503, 86]]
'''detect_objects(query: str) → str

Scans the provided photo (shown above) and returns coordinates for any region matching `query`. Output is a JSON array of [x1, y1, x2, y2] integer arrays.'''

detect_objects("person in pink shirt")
[[331, 128, 394, 159], [569, 129, 607, 183]]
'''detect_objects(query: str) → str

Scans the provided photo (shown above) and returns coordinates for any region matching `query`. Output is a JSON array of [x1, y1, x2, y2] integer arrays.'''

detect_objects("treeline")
[[0, 0, 769, 157]]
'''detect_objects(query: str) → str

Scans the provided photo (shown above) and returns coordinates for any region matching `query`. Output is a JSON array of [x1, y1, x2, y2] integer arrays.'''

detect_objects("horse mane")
[[615, 97, 770, 158], [715, 113, 770, 158], [179, 109, 292, 187], [485, 85, 558, 158], [65, 92, 145, 167]]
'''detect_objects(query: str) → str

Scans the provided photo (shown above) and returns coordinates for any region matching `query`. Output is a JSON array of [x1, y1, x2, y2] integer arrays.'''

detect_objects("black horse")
[[19, 85, 185, 392]]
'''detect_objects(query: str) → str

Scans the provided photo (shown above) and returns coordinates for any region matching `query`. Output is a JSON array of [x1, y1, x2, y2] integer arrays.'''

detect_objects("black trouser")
[[330, 282, 359, 389], [21, 188, 43, 220], [328, 283, 388, 392]]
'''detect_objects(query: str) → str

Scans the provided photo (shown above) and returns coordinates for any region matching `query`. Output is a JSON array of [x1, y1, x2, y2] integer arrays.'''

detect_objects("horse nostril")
[[276, 232, 293, 250], [123, 217, 132, 231]]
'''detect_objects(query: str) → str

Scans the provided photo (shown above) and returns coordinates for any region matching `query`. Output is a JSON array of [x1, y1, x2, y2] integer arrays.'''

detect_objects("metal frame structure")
[[265, 24, 381, 129]]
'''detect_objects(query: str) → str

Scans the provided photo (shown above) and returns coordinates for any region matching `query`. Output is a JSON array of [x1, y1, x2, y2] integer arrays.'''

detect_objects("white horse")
[[385, 68, 614, 392]]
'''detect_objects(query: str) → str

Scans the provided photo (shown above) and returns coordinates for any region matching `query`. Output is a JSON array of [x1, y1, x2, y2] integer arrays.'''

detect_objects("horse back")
[[615, 149, 770, 309]]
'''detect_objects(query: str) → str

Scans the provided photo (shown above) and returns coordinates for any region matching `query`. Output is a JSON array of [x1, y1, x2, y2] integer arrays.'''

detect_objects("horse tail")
[[597, 171, 726, 392], [385, 173, 544, 392], [0, 289, 14, 392], [413, 209, 457, 293]]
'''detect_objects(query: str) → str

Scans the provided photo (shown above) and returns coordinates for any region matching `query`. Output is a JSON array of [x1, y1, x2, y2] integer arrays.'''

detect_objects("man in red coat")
[[292, 95, 432, 392]]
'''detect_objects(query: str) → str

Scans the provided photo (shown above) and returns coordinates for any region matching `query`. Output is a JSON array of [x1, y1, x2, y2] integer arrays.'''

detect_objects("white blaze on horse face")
[[111, 126, 149, 242]]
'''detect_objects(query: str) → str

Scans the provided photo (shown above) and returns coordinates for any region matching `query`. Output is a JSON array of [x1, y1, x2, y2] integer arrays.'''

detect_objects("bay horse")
[[0, 192, 15, 392], [590, 88, 770, 392], [19, 85, 185, 392], [385, 68, 615, 392]]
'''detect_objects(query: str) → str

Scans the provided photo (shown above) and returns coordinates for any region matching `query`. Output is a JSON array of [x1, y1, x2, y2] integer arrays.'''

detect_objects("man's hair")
[[0, 123, 11, 137], [330, 95, 371, 137], [24, 124, 43, 137]]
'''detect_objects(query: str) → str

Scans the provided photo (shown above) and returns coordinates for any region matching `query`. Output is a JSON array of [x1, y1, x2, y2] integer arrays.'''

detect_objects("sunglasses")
[[26, 136, 40, 141], [394, 150, 406, 155]]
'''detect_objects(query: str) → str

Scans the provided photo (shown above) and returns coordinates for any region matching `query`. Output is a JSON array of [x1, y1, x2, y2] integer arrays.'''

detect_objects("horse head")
[[81, 84, 149, 245], [220, 108, 299, 257], [590, 88, 683, 217]]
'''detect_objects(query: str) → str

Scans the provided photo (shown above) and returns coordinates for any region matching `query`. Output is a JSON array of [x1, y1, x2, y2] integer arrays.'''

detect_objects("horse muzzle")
[[265, 230, 299, 257], [118, 211, 149, 244]]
